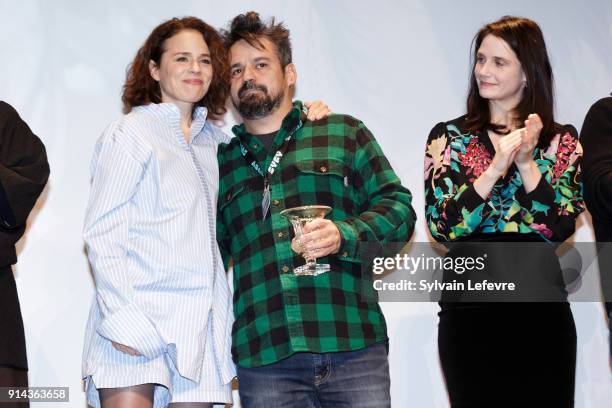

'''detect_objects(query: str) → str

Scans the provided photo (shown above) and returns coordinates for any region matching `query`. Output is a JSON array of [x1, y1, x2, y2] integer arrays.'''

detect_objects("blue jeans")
[[237, 342, 391, 408]]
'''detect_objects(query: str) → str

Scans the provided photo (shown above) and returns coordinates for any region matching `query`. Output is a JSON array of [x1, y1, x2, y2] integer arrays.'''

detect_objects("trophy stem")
[[304, 257, 317, 272], [280, 205, 333, 277]]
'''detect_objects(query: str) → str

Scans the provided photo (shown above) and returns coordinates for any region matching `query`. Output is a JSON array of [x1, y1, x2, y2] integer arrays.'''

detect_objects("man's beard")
[[233, 80, 284, 120]]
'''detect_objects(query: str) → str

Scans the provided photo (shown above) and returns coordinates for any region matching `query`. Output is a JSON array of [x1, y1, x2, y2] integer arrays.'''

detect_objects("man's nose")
[[242, 65, 255, 81]]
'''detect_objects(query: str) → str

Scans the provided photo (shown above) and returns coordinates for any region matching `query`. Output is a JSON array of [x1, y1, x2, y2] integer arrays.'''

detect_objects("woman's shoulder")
[[103, 106, 169, 139], [554, 122, 578, 135], [428, 115, 471, 140], [95, 111, 156, 157], [540, 122, 581, 159], [548, 122, 579, 145]]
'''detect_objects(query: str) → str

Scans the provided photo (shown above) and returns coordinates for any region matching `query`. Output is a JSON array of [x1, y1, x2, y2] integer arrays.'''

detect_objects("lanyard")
[[238, 133, 292, 180], [238, 117, 303, 220]]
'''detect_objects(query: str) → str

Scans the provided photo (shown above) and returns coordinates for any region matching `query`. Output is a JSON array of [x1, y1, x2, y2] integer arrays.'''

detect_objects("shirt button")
[[342, 251, 349, 257], [282, 265, 289, 273], [253, 143, 259, 149], [272, 199, 281, 206], [226, 193, 231, 201], [320, 166, 328, 173], [277, 232, 284, 238]]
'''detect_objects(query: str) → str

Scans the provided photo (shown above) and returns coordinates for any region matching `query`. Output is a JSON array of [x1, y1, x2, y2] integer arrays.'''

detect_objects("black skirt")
[[0, 266, 28, 370], [438, 303, 576, 407]]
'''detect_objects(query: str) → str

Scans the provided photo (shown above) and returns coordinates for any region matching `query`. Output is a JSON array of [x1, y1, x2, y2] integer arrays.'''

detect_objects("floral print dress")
[[424, 116, 584, 244]]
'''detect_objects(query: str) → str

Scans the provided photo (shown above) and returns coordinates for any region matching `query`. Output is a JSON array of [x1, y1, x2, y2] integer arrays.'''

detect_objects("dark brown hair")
[[466, 16, 557, 146], [122, 17, 229, 119], [222, 11, 292, 69]]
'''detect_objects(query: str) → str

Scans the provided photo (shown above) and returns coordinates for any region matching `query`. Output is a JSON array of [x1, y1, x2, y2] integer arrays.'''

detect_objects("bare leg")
[[0, 366, 29, 408], [99, 384, 155, 408]]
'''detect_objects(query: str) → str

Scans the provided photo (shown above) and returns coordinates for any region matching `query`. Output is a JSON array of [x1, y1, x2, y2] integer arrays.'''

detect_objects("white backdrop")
[[1, 0, 611, 406]]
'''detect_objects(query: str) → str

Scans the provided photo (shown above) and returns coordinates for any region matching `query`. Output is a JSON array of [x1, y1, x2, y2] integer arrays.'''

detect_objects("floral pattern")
[[458, 137, 492, 181], [424, 117, 584, 242]]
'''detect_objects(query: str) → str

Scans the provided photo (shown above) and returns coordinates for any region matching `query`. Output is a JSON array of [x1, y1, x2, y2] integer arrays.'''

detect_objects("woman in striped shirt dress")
[[82, 17, 235, 408]]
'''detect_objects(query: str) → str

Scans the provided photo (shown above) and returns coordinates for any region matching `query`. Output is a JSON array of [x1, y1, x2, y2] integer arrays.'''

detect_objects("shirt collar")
[[133, 103, 209, 145]]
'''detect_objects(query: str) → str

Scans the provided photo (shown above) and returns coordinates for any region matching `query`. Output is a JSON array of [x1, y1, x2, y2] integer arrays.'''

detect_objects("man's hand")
[[291, 219, 341, 259], [112, 341, 141, 356], [304, 100, 332, 121]]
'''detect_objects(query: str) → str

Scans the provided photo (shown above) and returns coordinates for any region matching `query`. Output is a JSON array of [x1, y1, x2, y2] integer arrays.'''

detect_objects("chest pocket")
[[218, 184, 248, 225], [287, 158, 352, 209], [295, 159, 346, 178]]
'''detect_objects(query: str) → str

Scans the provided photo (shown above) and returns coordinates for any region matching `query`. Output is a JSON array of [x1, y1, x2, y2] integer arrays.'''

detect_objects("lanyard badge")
[[239, 134, 295, 221], [261, 181, 271, 220], [238, 110, 304, 220]]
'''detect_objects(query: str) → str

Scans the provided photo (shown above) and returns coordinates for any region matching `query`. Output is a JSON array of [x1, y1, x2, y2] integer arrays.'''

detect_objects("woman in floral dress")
[[424, 16, 583, 407]]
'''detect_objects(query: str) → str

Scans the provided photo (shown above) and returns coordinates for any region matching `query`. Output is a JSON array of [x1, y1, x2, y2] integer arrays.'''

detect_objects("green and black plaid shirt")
[[217, 101, 415, 368]]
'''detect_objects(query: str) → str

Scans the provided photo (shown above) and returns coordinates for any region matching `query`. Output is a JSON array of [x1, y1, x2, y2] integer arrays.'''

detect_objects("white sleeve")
[[83, 121, 166, 358]]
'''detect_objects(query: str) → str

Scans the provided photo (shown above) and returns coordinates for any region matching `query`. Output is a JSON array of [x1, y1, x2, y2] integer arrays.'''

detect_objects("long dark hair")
[[465, 16, 557, 146], [122, 17, 229, 119]]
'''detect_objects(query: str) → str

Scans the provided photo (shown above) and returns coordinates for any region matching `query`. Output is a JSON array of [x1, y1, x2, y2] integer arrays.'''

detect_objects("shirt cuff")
[[335, 221, 361, 262], [96, 302, 166, 359], [454, 184, 487, 213]]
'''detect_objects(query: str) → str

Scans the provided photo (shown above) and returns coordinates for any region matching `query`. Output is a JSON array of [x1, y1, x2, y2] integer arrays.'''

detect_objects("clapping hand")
[[489, 128, 522, 177], [514, 113, 542, 166]]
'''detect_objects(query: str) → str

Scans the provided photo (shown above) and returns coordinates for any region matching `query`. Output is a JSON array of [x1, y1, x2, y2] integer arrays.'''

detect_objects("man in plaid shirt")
[[218, 12, 416, 407]]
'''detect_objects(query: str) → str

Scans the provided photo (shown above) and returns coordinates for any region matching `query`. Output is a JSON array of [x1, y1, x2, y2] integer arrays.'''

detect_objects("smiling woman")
[[82, 17, 235, 408], [148, 30, 213, 124], [473, 34, 526, 111], [121, 18, 229, 120], [424, 16, 583, 408]]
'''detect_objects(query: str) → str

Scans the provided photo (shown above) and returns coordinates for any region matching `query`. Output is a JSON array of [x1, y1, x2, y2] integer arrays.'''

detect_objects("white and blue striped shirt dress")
[[82, 103, 235, 407]]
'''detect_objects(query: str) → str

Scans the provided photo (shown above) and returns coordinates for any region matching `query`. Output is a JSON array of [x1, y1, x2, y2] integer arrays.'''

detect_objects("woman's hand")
[[304, 100, 332, 121], [474, 129, 521, 199], [112, 341, 141, 356], [515, 113, 542, 166], [489, 129, 522, 177]]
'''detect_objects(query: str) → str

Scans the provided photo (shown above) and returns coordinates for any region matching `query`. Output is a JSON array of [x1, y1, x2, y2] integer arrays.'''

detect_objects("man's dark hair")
[[222, 11, 292, 69]]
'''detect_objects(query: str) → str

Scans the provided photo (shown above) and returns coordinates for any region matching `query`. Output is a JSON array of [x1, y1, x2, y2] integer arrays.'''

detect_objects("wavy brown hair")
[[466, 16, 558, 146], [122, 17, 229, 119]]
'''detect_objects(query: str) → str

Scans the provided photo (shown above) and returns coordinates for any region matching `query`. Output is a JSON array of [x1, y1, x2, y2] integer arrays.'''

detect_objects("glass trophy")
[[280, 205, 332, 276]]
